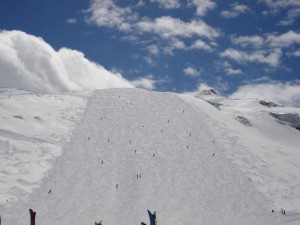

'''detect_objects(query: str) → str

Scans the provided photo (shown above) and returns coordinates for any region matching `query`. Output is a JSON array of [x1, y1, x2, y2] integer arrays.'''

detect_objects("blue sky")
[[0, 0, 300, 104]]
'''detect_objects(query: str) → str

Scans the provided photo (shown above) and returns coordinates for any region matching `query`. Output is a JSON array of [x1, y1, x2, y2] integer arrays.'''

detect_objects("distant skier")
[[153, 153, 155, 157], [116, 184, 118, 189]]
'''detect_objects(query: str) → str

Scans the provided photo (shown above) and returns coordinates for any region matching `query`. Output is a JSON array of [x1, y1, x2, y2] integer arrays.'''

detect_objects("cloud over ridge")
[[0, 30, 133, 93], [231, 80, 300, 107]]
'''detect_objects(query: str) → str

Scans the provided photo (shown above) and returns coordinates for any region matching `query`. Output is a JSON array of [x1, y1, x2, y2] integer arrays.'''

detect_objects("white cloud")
[[137, 16, 219, 40], [231, 80, 300, 107], [84, 0, 138, 31], [150, 0, 181, 9], [183, 82, 214, 95], [259, 0, 300, 8], [183, 66, 201, 77], [197, 83, 214, 91], [278, 8, 300, 25], [228, 31, 300, 68], [84, 1, 219, 40], [0, 30, 133, 93], [190, 39, 213, 51], [220, 3, 250, 18], [292, 49, 300, 57], [189, 0, 217, 16], [266, 31, 300, 48], [144, 56, 154, 65], [232, 31, 300, 49], [66, 18, 77, 24], [225, 68, 242, 75], [231, 35, 265, 48], [220, 48, 282, 67], [130, 75, 157, 89], [84, 1, 220, 56], [147, 44, 160, 55], [170, 38, 186, 49]]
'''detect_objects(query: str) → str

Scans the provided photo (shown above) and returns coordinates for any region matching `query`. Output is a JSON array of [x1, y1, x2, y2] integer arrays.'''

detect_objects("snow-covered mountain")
[[0, 88, 299, 225]]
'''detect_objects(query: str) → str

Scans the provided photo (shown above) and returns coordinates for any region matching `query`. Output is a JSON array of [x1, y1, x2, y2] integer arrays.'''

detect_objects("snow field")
[[2, 89, 283, 225]]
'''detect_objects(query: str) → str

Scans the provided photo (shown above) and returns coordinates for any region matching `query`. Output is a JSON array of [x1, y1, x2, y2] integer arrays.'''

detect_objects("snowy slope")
[[186, 93, 300, 214], [1, 88, 299, 224], [0, 89, 89, 206]]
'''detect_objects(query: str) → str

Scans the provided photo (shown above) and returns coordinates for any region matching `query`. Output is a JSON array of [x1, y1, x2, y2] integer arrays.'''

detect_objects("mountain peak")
[[196, 89, 218, 97]]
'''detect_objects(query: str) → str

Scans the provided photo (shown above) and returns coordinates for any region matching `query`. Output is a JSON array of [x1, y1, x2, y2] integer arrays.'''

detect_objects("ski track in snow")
[[1, 89, 287, 225]]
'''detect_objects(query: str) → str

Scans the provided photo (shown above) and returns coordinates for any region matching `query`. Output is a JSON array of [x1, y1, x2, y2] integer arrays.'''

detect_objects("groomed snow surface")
[[1, 88, 300, 224]]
